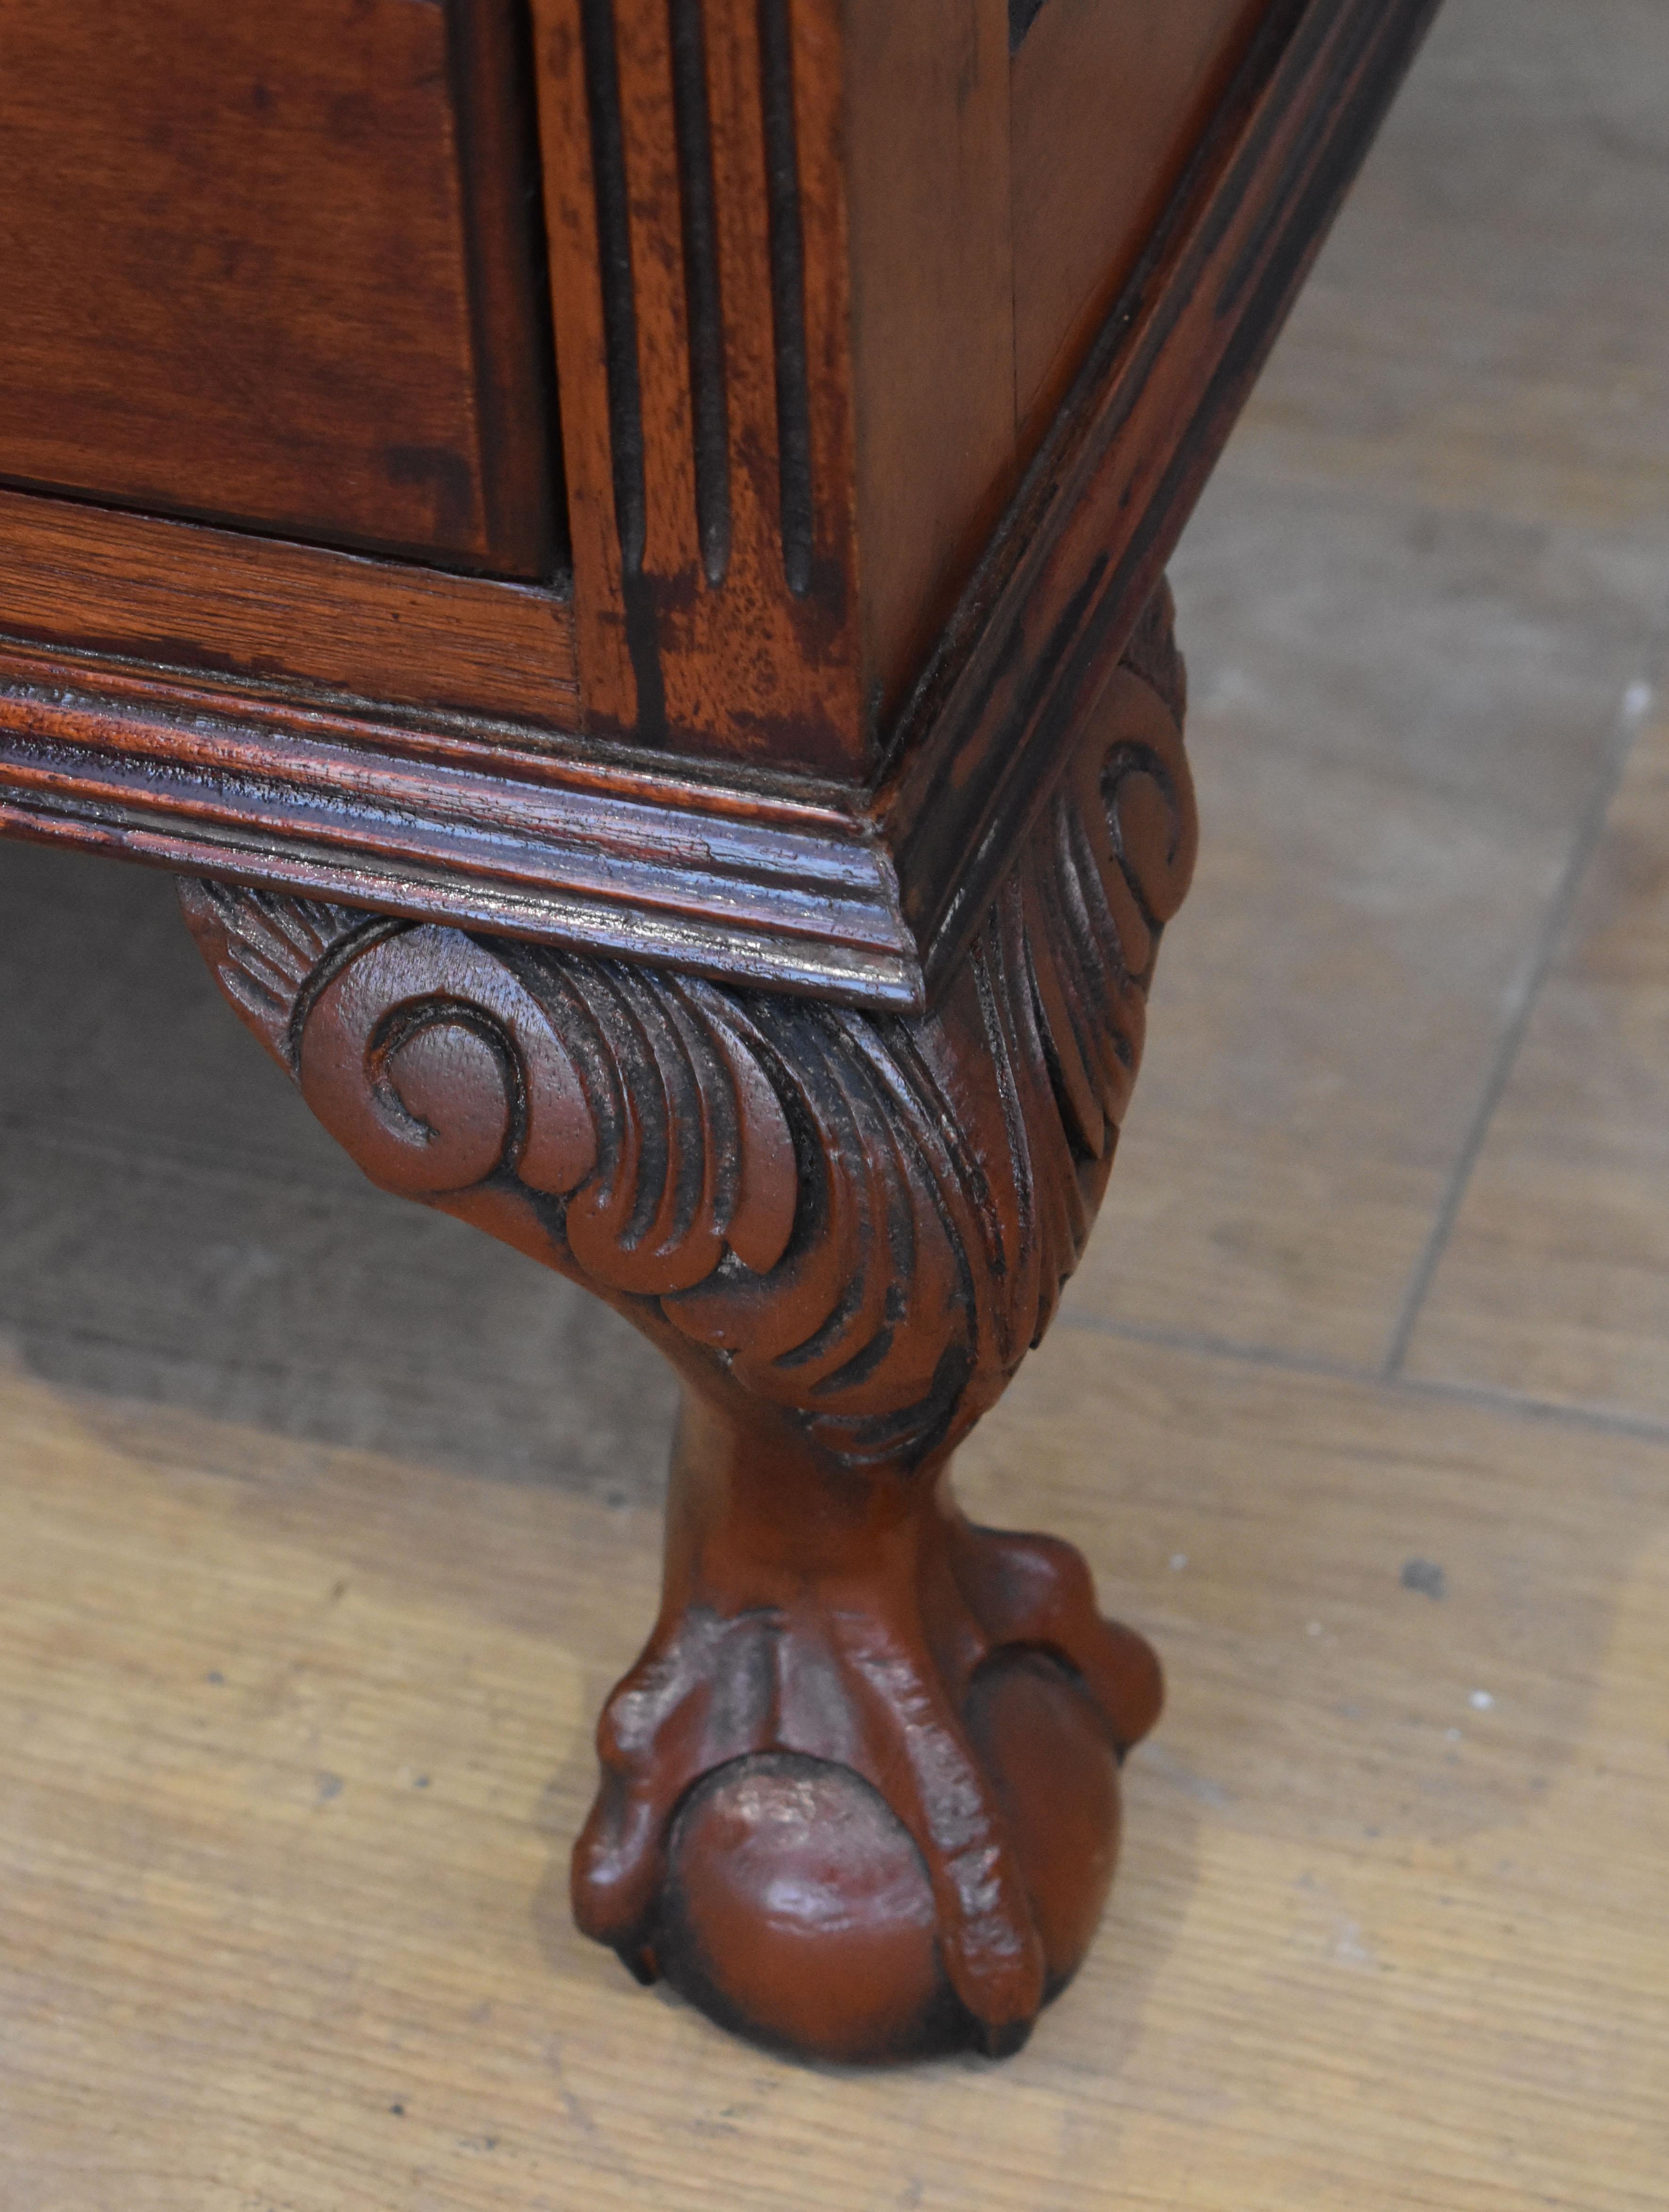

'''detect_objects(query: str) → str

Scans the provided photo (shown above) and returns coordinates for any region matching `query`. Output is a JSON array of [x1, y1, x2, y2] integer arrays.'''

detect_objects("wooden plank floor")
[[3, 0, 1669, 2205], [2, 1336, 1666, 2211]]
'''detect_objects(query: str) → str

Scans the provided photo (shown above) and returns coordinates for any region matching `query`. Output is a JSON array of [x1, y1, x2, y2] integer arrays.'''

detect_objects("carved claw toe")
[[949, 1522, 1166, 1755]]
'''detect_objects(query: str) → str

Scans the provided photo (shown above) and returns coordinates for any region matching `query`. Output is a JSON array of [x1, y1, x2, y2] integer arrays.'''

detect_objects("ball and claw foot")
[[571, 1400, 1163, 2066]]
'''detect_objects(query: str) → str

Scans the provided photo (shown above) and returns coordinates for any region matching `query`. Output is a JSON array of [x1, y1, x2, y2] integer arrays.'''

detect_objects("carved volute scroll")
[[180, 582, 1196, 2063]]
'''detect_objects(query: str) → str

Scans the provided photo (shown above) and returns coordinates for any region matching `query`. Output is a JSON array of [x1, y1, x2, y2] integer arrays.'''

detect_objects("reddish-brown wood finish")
[[1010, 0, 1271, 452], [0, 0, 559, 578], [845, 0, 1017, 728], [536, 0, 1016, 758], [179, 588, 1192, 2063], [0, 643, 916, 1004], [887, 0, 1447, 993], [0, 493, 578, 728], [535, 0, 866, 771], [3, 0, 1449, 2071], [0, 0, 1441, 1004]]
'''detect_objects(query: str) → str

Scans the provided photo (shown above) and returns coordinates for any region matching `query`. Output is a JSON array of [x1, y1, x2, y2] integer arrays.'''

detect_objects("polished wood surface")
[[0, 638, 923, 1006], [886, 0, 1445, 996], [844, 0, 1016, 727], [0, 0, 1438, 979], [0, 0, 1463, 2097], [0, 0, 1451, 2085], [0, 492, 579, 725], [0, 0, 558, 577], [1010, 0, 1268, 449], [2, 0, 1663, 2167], [176, 594, 1192, 2061], [536, 0, 868, 768]]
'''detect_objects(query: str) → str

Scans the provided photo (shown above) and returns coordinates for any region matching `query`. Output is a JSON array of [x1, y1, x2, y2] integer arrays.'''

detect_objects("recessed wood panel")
[[0, 0, 558, 578], [1011, 0, 1272, 452]]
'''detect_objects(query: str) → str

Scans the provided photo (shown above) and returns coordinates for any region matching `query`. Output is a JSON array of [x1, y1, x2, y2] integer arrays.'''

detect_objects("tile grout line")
[[1392, 1368, 1669, 1448], [1059, 1306, 1669, 1449], [1378, 663, 1663, 1381], [1059, 1309, 1369, 1386]]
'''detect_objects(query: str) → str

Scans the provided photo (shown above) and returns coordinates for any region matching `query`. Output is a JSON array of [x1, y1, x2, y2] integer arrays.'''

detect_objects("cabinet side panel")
[[846, 0, 1016, 730], [1011, 0, 1272, 454]]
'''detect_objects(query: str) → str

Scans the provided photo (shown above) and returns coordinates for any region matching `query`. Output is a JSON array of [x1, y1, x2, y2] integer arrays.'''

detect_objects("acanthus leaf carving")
[[180, 588, 1196, 1477]]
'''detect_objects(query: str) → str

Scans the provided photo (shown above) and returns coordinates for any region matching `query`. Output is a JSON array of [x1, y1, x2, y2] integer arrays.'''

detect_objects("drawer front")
[[0, 0, 558, 578]]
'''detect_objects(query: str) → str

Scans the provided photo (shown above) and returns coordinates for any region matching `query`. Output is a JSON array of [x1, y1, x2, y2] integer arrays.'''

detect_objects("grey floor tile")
[[1069, 476, 1668, 1365], [0, 843, 674, 1500]]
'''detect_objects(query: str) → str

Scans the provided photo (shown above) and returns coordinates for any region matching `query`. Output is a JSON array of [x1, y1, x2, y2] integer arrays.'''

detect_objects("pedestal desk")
[[0, 0, 1440, 2063]]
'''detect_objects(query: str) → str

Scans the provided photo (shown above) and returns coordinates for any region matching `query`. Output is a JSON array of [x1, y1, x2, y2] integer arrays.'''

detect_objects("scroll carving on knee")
[[178, 584, 1196, 2064]]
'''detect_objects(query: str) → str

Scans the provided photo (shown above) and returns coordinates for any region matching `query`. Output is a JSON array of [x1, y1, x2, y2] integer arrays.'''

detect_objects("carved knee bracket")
[[180, 588, 1196, 2065]]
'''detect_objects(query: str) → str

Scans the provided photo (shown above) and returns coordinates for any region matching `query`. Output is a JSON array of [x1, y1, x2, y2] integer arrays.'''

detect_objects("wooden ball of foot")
[[655, 1651, 1129, 2064]]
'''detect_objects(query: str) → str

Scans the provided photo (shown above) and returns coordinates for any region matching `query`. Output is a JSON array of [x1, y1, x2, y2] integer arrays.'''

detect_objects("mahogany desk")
[[0, 0, 1440, 2063]]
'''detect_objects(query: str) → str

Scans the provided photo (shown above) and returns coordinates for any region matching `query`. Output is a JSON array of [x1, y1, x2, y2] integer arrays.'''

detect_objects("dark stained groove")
[[756, 0, 814, 597], [668, 0, 732, 588], [623, 570, 668, 744], [1008, 0, 1052, 53], [578, 0, 648, 577], [443, 0, 568, 580], [499, 0, 572, 577]]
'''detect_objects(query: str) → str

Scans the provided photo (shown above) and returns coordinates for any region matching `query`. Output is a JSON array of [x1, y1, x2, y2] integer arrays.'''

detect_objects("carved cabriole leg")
[[178, 586, 1196, 2065]]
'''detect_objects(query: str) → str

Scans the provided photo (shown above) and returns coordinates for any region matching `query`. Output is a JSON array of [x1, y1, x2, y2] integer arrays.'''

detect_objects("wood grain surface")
[[0, 0, 1435, 977], [845, 0, 1016, 728], [3, 0, 1666, 2195], [535, 0, 868, 769], [0, 1327, 1663, 2209], [0, 494, 578, 727], [1010, 0, 1268, 453], [0, 0, 557, 577], [884, 0, 1443, 996], [0, 643, 923, 1008]]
